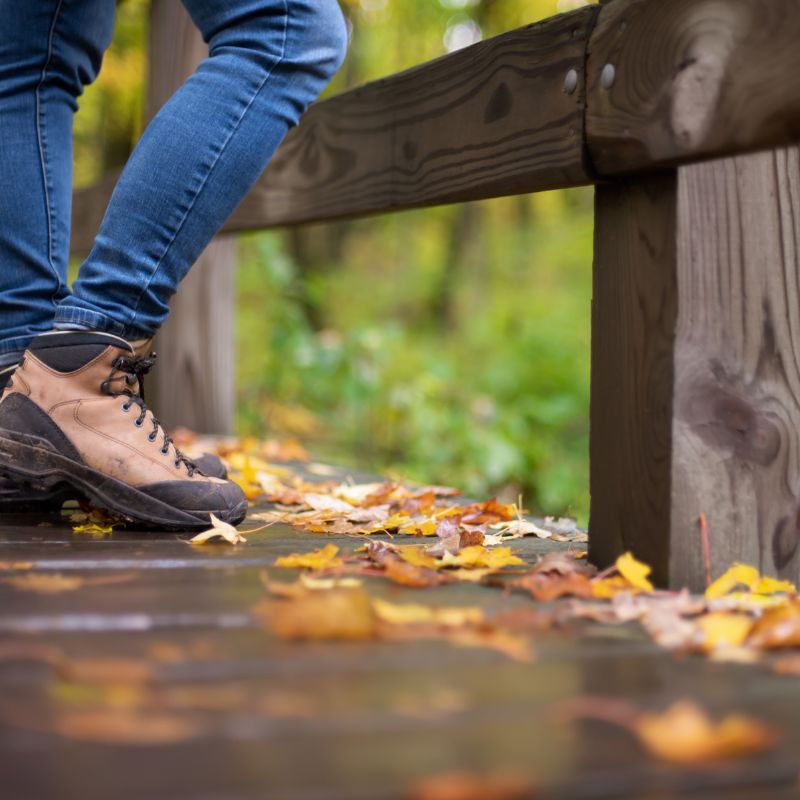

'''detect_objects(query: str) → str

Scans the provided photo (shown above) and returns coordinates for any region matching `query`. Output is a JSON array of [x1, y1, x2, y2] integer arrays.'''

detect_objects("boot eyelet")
[[148, 432, 157, 442], [134, 418, 143, 427], [161, 447, 169, 455], [174, 460, 181, 469], [121, 402, 131, 412]]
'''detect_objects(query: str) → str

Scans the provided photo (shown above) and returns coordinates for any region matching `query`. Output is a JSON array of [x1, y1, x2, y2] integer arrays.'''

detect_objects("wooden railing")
[[71, 0, 800, 589]]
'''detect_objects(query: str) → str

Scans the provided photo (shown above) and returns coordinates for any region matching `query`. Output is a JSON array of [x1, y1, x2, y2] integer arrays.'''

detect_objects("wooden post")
[[589, 172, 678, 588], [145, 0, 236, 434], [590, 148, 800, 589]]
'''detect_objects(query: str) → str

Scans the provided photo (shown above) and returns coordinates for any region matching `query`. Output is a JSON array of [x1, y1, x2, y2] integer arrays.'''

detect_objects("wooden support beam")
[[586, 0, 800, 175], [589, 172, 678, 588], [590, 148, 800, 589], [145, 0, 236, 434]]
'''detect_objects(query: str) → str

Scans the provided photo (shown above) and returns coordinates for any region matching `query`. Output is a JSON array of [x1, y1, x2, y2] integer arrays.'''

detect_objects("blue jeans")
[[0, 0, 347, 368]]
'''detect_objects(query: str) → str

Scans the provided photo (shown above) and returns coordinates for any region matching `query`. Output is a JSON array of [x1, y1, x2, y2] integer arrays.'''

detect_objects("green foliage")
[[237, 189, 592, 522]]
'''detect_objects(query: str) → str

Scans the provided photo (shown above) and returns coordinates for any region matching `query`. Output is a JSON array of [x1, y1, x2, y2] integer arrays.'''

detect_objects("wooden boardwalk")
[[1, 466, 799, 799]]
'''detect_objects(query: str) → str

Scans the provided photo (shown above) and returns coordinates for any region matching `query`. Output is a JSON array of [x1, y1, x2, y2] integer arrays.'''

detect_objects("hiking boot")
[[0, 361, 229, 514], [0, 331, 247, 529]]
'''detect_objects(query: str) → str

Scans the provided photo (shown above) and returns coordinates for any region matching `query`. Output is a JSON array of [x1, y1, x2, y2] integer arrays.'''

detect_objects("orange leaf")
[[634, 701, 776, 764]]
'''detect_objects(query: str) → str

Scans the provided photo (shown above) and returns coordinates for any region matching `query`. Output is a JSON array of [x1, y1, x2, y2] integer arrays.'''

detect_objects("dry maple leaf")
[[634, 701, 777, 764], [189, 514, 246, 545], [274, 543, 343, 571], [692, 612, 754, 653]]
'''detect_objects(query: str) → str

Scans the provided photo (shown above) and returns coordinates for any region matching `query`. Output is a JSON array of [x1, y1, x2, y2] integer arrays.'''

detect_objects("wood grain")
[[586, 0, 800, 175], [143, 0, 236, 434], [69, 6, 595, 247], [670, 147, 800, 588], [589, 172, 678, 587]]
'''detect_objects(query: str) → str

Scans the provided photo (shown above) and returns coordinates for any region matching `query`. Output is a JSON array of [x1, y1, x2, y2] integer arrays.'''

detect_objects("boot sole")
[[0, 481, 76, 513], [0, 429, 247, 531]]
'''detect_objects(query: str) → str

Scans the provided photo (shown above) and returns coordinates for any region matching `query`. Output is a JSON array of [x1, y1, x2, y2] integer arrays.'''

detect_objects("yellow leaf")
[[694, 612, 753, 652], [705, 564, 760, 599], [616, 552, 654, 592], [372, 599, 435, 625], [440, 546, 524, 570], [399, 518, 438, 536], [591, 575, 631, 599], [369, 512, 412, 532], [396, 545, 439, 570], [299, 574, 362, 590], [72, 523, 115, 535], [189, 514, 246, 545], [274, 544, 342, 571], [752, 575, 797, 596], [372, 599, 483, 627]]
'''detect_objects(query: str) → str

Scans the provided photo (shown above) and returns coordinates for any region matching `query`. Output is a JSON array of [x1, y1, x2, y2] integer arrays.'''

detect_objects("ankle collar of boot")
[[28, 332, 134, 374]]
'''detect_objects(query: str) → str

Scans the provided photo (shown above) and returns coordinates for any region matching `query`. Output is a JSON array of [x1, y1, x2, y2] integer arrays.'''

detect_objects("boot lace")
[[100, 353, 196, 476]]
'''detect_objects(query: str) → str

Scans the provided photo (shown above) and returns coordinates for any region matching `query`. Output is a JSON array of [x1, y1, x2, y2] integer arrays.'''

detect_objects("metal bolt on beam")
[[600, 63, 616, 90], [563, 68, 578, 95]]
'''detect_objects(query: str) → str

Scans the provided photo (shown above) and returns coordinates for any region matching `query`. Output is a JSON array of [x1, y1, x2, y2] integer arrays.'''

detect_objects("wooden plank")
[[669, 147, 800, 588], [586, 0, 800, 175], [145, 0, 236, 434], [69, 6, 595, 248], [589, 172, 678, 587], [151, 236, 236, 433], [590, 148, 800, 590]]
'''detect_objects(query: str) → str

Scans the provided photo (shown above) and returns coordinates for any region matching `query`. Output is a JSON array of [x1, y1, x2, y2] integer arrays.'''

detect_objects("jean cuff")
[[0, 335, 37, 362], [0, 348, 25, 369], [53, 307, 153, 343]]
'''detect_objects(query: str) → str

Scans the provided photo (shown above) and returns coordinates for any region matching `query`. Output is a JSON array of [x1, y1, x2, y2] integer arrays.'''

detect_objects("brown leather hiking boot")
[[0, 331, 247, 529]]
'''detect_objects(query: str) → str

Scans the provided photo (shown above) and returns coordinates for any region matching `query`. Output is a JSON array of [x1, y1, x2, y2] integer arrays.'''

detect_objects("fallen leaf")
[[0, 573, 135, 594], [372, 599, 483, 627], [259, 587, 376, 641], [409, 770, 534, 800], [747, 601, 800, 649], [384, 558, 444, 588], [705, 564, 760, 599], [692, 612, 753, 653], [440, 546, 524, 571], [189, 514, 246, 545], [635, 701, 777, 764], [616, 552, 654, 592], [274, 544, 343, 571]]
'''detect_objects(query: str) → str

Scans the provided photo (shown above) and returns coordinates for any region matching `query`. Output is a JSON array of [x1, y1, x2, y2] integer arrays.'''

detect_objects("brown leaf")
[[384, 558, 444, 588], [409, 771, 534, 800], [258, 588, 376, 641], [513, 571, 593, 601], [747, 601, 800, 649]]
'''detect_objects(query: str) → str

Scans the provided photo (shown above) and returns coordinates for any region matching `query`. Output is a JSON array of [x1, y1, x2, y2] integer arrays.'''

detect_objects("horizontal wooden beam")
[[70, 6, 595, 252], [70, 0, 800, 249], [585, 0, 800, 175]]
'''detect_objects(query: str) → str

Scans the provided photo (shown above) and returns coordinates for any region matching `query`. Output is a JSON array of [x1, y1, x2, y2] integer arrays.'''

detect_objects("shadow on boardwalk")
[[0, 461, 798, 800]]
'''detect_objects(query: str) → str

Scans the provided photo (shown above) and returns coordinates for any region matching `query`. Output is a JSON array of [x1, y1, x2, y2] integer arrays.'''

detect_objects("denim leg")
[[0, 1, 116, 366], [56, 0, 348, 339]]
